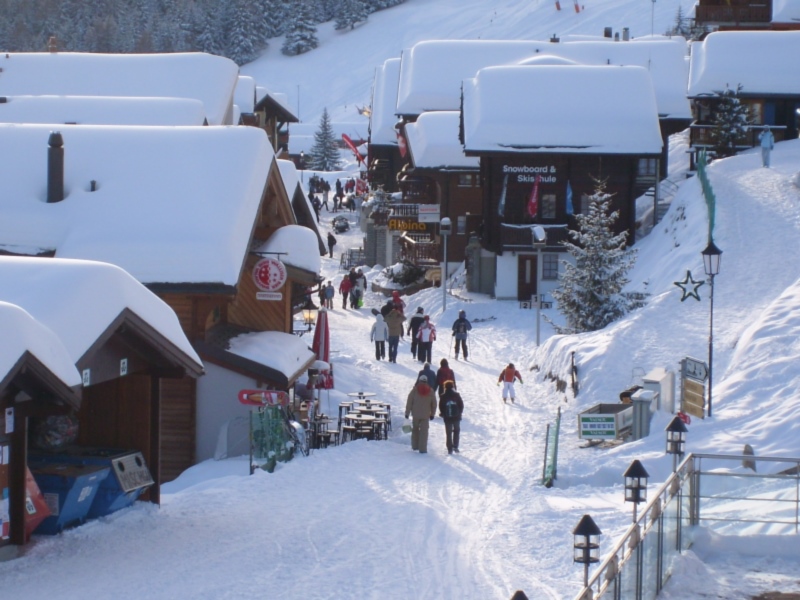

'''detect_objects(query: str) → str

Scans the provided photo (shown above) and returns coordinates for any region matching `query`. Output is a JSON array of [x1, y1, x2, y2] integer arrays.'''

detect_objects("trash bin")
[[29, 448, 153, 518], [31, 463, 109, 535]]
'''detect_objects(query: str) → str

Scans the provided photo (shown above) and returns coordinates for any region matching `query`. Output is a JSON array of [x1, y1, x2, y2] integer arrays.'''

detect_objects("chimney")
[[614, 32, 620, 41], [604, 27, 613, 38], [623, 27, 630, 41], [47, 131, 64, 203], [48, 36, 58, 53], [549, 34, 559, 43]]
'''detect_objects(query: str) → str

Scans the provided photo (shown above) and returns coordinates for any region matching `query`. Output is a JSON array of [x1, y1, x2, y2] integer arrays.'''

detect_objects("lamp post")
[[440, 217, 452, 312], [624, 460, 650, 523], [532, 225, 547, 346], [300, 151, 305, 184], [701, 241, 722, 417], [666, 416, 688, 472], [295, 298, 318, 336], [573, 514, 601, 589]]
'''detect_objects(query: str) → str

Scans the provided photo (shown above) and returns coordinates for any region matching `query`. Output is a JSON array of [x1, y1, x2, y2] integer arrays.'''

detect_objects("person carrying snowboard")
[[498, 363, 523, 404], [438, 381, 463, 454], [451, 310, 472, 360]]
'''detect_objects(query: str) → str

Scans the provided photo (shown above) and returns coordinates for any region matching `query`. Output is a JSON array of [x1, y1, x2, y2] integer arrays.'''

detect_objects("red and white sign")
[[253, 257, 287, 292], [238, 389, 289, 407]]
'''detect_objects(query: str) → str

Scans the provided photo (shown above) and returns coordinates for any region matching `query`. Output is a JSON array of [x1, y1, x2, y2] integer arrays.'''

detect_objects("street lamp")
[[701, 241, 722, 417], [573, 514, 602, 588], [440, 217, 452, 312], [294, 298, 318, 336], [300, 151, 305, 184], [666, 416, 688, 472], [532, 225, 547, 346], [624, 460, 650, 523]]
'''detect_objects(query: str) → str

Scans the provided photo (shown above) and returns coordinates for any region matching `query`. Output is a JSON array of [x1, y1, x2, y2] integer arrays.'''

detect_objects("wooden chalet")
[[694, 0, 800, 32], [254, 87, 299, 154], [461, 65, 663, 300], [368, 58, 403, 193], [687, 30, 800, 165], [0, 257, 203, 556]]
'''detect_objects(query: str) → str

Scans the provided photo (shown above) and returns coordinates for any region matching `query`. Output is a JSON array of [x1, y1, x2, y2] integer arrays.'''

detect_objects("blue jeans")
[[388, 336, 400, 362]]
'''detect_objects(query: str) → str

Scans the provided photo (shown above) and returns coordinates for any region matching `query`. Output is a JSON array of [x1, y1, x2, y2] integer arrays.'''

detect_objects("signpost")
[[680, 357, 708, 419]]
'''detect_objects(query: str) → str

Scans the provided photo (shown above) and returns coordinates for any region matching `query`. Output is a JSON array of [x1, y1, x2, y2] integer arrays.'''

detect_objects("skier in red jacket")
[[497, 363, 523, 403]]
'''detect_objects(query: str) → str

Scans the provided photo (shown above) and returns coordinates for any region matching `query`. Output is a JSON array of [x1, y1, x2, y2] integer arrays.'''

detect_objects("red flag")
[[341, 133, 365, 165], [527, 175, 539, 217], [397, 131, 407, 158]]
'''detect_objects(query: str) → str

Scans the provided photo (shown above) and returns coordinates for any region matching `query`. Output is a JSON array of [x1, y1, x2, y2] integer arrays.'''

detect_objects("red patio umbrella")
[[311, 308, 335, 390]]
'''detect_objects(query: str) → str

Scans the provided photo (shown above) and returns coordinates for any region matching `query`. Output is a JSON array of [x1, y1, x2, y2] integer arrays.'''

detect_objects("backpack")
[[444, 398, 458, 419], [456, 321, 467, 335]]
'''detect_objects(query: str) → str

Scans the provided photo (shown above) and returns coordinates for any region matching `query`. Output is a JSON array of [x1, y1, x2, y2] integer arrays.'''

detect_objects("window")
[[542, 254, 559, 280], [541, 194, 556, 219], [638, 158, 658, 177], [458, 173, 479, 187], [457, 215, 467, 235]]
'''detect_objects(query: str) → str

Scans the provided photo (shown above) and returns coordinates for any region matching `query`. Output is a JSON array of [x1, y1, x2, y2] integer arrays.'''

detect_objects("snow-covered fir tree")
[[281, 0, 318, 56], [548, 179, 647, 335], [226, 0, 263, 65], [335, 0, 369, 30], [308, 108, 342, 171], [711, 84, 751, 158]]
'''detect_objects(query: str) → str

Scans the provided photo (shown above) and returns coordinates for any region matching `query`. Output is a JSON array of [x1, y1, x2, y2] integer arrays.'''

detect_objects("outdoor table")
[[347, 391, 377, 399]]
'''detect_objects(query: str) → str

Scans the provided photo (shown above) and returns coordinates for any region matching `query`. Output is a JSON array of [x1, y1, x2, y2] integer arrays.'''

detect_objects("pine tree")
[[548, 179, 647, 335], [666, 6, 691, 37], [281, 0, 318, 56], [710, 84, 751, 158], [226, 0, 262, 65], [335, 0, 369, 31], [308, 108, 342, 171]]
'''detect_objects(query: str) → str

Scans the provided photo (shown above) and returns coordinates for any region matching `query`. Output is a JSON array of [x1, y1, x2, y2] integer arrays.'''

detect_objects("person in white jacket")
[[416, 315, 436, 364], [370, 313, 389, 360]]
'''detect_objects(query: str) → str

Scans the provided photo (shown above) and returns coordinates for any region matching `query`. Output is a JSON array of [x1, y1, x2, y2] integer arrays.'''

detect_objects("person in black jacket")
[[327, 232, 336, 258], [438, 381, 464, 454], [407, 307, 425, 360]]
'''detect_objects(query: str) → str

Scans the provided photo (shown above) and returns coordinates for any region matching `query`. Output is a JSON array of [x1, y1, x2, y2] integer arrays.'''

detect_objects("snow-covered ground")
[[3, 138, 800, 599]]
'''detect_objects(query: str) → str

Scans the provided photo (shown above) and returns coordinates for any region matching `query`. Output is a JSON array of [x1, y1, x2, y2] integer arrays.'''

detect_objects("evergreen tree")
[[666, 6, 690, 37], [548, 179, 647, 335], [335, 0, 369, 30], [226, 0, 262, 65], [710, 84, 751, 159], [281, 0, 318, 56], [308, 108, 342, 171]]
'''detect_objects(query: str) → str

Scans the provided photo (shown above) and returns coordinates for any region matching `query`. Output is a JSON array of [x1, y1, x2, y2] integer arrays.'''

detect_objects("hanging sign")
[[253, 257, 287, 292], [238, 389, 289, 407], [417, 205, 440, 223]]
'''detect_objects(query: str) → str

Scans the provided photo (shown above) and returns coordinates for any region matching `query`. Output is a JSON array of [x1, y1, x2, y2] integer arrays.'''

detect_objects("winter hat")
[[423, 362, 430, 368], [440, 359, 448, 367], [418, 375, 428, 384], [444, 380, 455, 390], [416, 307, 424, 314], [508, 363, 515, 369], [459, 310, 466, 318]]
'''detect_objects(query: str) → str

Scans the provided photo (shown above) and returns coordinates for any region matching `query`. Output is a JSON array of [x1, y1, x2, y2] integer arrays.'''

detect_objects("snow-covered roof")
[[0, 123, 273, 286], [0, 95, 207, 126], [369, 57, 402, 145], [0, 256, 202, 368], [235, 76, 256, 114], [276, 159, 324, 240], [396, 40, 546, 116], [405, 111, 479, 169], [1, 52, 239, 125], [773, 0, 800, 22], [227, 330, 316, 381], [255, 225, 321, 275], [688, 31, 800, 97], [396, 38, 690, 120], [462, 65, 663, 155], [0, 300, 81, 389], [255, 86, 298, 121]]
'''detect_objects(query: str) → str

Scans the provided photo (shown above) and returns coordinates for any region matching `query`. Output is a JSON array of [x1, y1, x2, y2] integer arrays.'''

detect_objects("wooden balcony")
[[689, 123, 788, 151], [391, 204, 419, 218], [695, 3, 771, 26], [500, 224, 568, 251], [398, 177, 436, 202], [399, 233, 439, 265]]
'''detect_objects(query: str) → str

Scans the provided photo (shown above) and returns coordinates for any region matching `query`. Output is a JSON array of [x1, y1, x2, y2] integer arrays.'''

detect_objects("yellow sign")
[[683, 379, 705, 419], [388, 219, 428, 231]]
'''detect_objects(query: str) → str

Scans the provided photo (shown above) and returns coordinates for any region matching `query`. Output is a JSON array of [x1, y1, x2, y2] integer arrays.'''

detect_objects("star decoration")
[[674, 270, 704, 302]]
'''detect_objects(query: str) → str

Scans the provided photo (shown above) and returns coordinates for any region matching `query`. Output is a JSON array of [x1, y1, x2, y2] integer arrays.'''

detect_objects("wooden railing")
[[500, 224, 568, 250], [399, 234, 439, 265], [689, 123, 788, 151]]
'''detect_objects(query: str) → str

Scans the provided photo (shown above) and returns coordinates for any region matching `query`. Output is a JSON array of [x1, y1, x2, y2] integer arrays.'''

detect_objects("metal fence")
[[575, 453, 800, 600]]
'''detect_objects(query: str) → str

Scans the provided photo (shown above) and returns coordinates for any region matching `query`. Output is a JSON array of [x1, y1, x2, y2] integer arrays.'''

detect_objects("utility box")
[[578, 404, 634, 441], [643, 367, 675, 413], [631, 389, 659, 441], [31, 463, 109, 535]]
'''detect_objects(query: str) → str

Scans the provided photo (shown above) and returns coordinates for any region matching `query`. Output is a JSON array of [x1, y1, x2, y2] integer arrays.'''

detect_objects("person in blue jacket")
[[451, 310, 473, 360]]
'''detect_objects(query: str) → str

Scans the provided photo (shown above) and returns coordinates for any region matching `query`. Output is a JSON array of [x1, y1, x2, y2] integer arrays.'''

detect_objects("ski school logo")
[[253, 257, 287, 292]]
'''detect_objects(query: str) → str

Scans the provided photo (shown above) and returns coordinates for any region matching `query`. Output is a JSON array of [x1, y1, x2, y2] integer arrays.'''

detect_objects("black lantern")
[[624, 460, 650, 522], [666, 416, 688, 471], [701, 240, 722, 417], [299, 150, 305, 183], [573, 514, 602, 588], [294, 298, 318, 336]]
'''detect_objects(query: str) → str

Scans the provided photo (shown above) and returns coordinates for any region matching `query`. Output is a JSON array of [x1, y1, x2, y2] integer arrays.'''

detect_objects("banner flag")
[[341, 133, 365, 165], [497, 174, 509, 217], [566, 180, 574, 215], [527, 175, 539, 217]]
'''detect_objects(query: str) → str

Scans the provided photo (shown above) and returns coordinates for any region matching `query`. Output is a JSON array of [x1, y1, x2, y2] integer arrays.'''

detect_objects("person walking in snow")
[[327, 232, 337, 259], [417, 362, 437, 391], [370, 313, 389, 360], [416, 315, 436, 364], [390, 290, 406, 315], [758, 125, 775, 168], [384, 306, 406, 363], [405, 374, 437, 454], [435, 358, 456, 399], [338, 277, 352, 310], [407, 307, 425, 360], [322, 179, 331, 211], [498, 363, 523, 404], [323, 281, 335, 309], [438, 381, 463, 454], [451, 310, 472, 360]]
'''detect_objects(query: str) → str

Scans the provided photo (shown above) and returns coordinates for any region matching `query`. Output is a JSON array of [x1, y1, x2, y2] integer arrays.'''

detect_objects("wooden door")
[[517, 255, 537, 301]]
